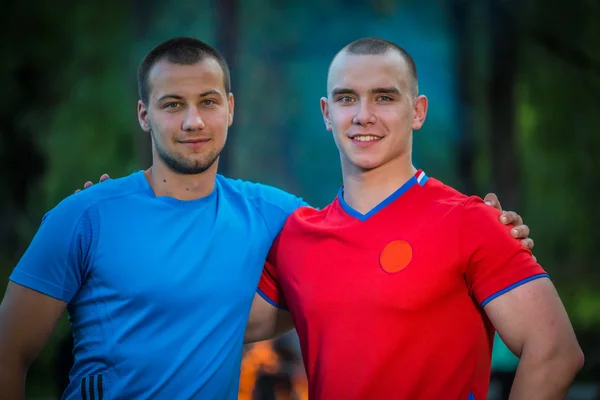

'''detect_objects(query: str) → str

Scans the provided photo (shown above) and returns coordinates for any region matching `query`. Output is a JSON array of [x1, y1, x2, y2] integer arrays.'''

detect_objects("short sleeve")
[[257, 235, 288, 309], [460, 197, 548, 307], [248, 183, 309, 240], [9, 200, 98, 303]]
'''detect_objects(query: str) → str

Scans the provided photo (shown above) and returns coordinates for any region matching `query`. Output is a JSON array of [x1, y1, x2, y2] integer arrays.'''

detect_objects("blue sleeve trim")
[[481, 273, 549, 307], [257, 288, 288, 311], [9, 270, 74, 302]]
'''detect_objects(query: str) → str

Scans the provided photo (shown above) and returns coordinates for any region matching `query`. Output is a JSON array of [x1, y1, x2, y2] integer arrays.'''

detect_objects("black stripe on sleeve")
[[97, 374, 104, 400], [81, 377, 88, 400], [88, 374, 95, 400]]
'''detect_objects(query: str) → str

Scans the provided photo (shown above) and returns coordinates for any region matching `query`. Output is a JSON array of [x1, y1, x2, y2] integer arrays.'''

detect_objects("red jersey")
[[258, 171, 547, 400]]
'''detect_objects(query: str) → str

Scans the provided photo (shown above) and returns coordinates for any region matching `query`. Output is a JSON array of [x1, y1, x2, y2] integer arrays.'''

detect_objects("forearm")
[[244, 322, 290, 344], [244, 330, 275, 344], [509, 352, 583, 400], [0, 283, 66, 400], [244, 325, 273, 343]]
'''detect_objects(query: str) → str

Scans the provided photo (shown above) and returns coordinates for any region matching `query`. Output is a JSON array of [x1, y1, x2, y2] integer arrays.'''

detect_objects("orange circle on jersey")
[[380, 240, 413, 273]]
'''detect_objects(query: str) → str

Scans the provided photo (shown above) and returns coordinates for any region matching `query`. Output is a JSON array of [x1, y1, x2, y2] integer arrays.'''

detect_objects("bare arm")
[[0, 282, 67, 400], [484, 278, 584, 399], [244, 293, 294, 343]]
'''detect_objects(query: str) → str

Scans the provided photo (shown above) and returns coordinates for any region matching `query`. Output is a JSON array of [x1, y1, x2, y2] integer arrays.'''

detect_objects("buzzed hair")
[[137, 37, 231, 105], [334, 37, 419, 96]]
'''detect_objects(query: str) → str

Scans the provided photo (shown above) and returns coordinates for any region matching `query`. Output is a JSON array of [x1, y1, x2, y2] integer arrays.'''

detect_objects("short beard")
[[151, 130, 221, 175]]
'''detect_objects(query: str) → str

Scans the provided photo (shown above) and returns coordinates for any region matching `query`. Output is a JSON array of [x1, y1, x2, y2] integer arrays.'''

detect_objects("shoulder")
[[422, 177, 470, 206], [290, 202, 329, 220], [415, 177, 475, 221], [413, 177, 500, 231], [460, 195, 504, 234], [276, 200, 335, 236], [46, 171, 148, 222], [217, 175, 310, 239], [217, 175, 309, 215], [428, 182, 513, 256]]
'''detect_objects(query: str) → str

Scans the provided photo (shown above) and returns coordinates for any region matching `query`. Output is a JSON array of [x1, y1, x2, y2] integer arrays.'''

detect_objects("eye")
[[202, 99, 216, 106], [338, 96, 355, 103], [377, 95, 393, 102], [164, 102, 181, 109]]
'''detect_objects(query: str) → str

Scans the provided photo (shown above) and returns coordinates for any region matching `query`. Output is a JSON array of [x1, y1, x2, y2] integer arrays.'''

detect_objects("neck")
[[145, 157, 219, 201], [342, 153, 416, 215]]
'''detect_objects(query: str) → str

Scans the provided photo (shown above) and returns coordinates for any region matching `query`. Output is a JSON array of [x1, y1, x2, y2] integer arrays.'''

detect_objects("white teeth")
[[353, 135, 381, 142]]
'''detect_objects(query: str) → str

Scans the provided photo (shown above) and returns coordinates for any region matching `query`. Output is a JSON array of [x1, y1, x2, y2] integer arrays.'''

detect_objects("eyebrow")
[[331, 88, 357, 97], [372, 87, 400, 95], [157, 90, 222, 102], [330, 87, 401, 97]]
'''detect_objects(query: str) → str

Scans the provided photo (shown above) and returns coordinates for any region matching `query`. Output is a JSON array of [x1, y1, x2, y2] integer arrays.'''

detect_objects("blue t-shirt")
[[9, 171, 307, 399]]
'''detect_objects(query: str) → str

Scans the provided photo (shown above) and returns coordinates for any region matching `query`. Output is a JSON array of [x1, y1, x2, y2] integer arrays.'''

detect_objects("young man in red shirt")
[[249, 38, 583, 399]]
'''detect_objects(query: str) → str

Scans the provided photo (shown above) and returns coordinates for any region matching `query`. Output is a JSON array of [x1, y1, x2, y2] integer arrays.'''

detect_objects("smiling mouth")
[[350, 135, 382, 142]]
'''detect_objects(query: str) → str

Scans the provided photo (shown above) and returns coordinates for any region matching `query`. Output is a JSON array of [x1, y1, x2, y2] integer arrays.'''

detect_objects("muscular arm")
[[244, 294, 294, 343], [0, 282, 67, 400], [484, 278, 584, 399]]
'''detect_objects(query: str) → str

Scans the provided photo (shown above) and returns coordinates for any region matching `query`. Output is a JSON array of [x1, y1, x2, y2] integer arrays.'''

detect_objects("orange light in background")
[[239, 340, 308, 400]]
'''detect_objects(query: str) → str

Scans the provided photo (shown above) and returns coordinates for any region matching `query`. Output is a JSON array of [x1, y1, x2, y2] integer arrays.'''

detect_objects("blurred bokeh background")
[[1, 0, 599, 398]]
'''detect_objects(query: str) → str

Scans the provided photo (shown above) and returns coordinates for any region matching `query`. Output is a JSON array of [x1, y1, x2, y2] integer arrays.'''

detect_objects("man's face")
[[137, 58, 234, 174], [321, 50, 427, 172]]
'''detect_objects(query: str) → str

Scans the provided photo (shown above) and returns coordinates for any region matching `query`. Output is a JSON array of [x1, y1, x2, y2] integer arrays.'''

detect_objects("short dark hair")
[[342, 37, 418, 95], [137, 37, 231, 104]]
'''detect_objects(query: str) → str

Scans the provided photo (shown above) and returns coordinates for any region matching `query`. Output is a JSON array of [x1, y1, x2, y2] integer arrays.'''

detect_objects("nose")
[[352, 101, 376, 126], [181, 107, 206, 131]]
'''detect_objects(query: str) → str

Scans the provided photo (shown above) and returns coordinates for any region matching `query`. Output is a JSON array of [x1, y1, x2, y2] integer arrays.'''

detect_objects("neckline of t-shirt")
[[337, 169, 429, 222], [134, 170, 218, 209]]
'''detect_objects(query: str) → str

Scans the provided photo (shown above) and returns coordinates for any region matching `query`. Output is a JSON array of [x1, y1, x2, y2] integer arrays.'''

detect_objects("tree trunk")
[[131, 0, 154, 168], [214, 0, 238, 176], [449, 0, 476, 195], [488, 0, 520, 210]]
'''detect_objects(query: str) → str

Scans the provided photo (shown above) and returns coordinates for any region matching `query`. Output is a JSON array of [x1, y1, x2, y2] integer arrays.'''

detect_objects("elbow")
[[527, 339, 585, 377], [568, 345, 585, 374], [556, 338, 585, 375]]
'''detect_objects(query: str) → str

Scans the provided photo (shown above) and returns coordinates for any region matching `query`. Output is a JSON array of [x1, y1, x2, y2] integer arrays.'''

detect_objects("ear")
[[320, 97, 332, 132], [411, 95, 428, 131], [227, 93, 235, 127], [138, 100, 151, 132]]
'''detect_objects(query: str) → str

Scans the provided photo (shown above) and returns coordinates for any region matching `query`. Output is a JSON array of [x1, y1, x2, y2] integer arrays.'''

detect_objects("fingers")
[[75, 174, 109, 195], [500, 211, 523, 226], [519, 238, 535, 250], [502, 211, 534, 251], [510, 224, 530, 239], [484, 193, 502, 211]]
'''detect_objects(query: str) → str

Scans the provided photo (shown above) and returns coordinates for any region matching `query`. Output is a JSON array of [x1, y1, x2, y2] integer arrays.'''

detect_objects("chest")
[[278, 210, 469, 320], [87, 202, 273, 311]]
